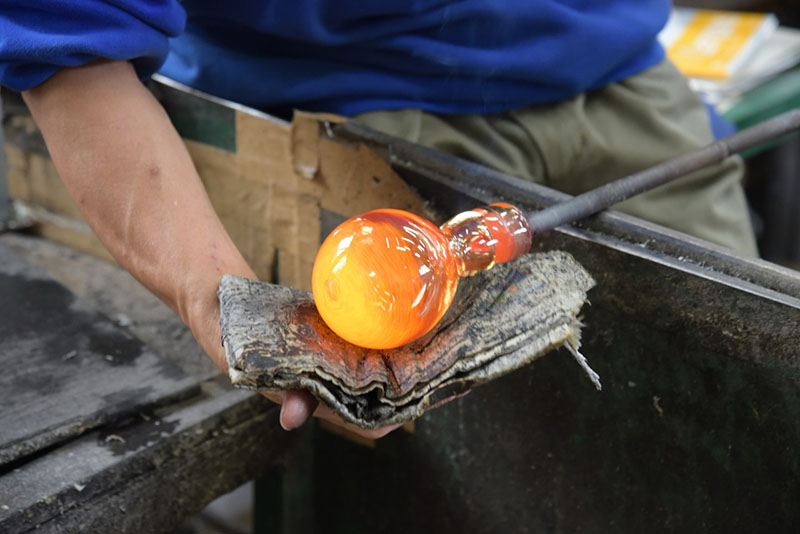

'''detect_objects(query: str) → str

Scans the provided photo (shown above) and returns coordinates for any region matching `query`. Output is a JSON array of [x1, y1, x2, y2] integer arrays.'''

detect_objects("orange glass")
[[311, 203, 532, 349]]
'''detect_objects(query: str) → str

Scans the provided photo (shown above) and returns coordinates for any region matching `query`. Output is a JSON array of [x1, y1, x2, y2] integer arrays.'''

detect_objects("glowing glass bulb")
[[311, 203, 532, 349]]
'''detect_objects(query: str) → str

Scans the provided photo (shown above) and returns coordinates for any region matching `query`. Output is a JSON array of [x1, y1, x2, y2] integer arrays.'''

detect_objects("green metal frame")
[[724, 66, 800, 158]]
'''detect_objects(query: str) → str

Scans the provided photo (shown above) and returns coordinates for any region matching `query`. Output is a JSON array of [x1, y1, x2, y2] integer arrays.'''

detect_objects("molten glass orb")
[[311, 203, 532, 349]]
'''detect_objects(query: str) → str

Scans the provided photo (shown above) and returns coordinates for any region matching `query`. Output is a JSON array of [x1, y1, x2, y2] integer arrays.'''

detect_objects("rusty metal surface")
[[299, 123, 800, 533]]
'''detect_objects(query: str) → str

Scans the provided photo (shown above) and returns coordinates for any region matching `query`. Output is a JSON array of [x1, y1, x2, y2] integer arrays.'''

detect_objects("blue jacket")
[[0, 1, 669, 115]]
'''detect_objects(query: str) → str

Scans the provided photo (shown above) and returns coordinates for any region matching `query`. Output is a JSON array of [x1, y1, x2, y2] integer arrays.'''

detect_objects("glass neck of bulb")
[[439, 203, 532, 277]]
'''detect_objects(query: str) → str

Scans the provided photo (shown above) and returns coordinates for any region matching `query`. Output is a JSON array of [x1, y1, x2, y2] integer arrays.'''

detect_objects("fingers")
[[313, 403, 402, 439], [279, 389, 319, 430], [260, 389, 403, 439], [356, 423, 403, 440], [259, 389, 285, 405]]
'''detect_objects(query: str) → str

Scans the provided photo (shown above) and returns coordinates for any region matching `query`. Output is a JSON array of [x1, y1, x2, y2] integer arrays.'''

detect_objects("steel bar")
[[526, 107, 800, 234]]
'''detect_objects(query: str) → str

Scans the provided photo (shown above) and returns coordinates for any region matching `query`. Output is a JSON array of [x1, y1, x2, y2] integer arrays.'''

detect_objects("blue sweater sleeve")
[[0, 1, 186, 91]]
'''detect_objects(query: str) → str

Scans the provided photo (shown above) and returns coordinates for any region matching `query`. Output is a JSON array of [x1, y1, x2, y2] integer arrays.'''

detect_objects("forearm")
[[22, 60, 253, 370]]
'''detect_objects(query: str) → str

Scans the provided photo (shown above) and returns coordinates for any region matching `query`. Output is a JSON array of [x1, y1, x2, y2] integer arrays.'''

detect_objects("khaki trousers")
[[357, 60, 758, 256]]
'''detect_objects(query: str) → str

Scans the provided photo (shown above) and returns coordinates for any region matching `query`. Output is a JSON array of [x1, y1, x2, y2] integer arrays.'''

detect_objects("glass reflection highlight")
[[311, 204, 531, 349]]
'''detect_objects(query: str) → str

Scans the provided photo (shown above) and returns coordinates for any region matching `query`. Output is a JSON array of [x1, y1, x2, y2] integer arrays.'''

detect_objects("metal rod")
[[526, 107, 800, 234]]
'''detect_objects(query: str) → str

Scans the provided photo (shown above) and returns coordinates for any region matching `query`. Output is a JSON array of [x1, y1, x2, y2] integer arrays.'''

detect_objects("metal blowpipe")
[[312, 108, 800, 349]]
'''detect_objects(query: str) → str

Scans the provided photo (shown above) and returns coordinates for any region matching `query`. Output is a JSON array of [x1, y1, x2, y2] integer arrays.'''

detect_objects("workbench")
[[3, 80, 800, 533], [0, 233, 300, 533]]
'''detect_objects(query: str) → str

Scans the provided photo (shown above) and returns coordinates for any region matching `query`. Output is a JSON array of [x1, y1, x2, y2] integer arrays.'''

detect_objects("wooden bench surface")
[[0, 236, 297, 533], [0, 243, 200, 465]]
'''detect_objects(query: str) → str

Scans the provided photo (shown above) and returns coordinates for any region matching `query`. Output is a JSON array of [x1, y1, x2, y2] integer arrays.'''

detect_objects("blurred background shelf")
[[675, 0, 800, 266]]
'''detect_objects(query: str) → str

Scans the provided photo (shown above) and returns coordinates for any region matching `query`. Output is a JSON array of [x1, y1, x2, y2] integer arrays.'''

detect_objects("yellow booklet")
[[659, 8, 778, 79]]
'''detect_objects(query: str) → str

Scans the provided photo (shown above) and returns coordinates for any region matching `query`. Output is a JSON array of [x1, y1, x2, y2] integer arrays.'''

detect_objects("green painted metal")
[[724, 66, 800, 158], [148, 82, 237, 153]]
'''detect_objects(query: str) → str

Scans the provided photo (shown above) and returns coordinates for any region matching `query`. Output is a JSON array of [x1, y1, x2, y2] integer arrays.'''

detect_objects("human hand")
[[195, 301, 401, 440], [23, 59, 399, 441], [272, 389, 402, 439]]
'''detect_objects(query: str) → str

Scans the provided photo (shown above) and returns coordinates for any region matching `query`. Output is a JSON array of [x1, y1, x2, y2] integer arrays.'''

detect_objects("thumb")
[[279, 389, 319, 430]]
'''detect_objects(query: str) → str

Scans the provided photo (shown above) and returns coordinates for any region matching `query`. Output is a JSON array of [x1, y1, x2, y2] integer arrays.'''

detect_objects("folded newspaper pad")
[[219, 251, 596, 429]]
